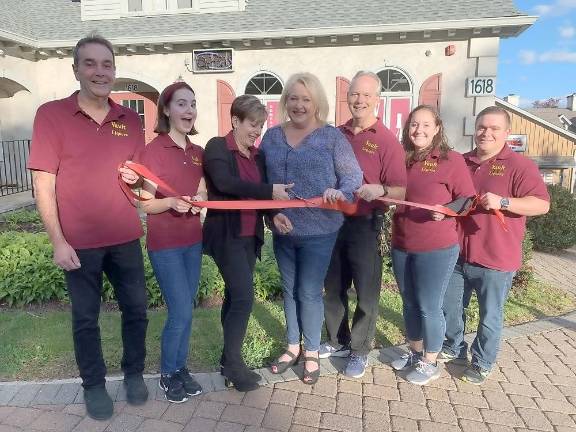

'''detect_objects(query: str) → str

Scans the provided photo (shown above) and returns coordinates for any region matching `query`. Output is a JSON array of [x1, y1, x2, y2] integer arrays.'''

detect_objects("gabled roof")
[[526, 108, 576, 134], [0, 0, 532, 47], [495, 98, 576, 142]]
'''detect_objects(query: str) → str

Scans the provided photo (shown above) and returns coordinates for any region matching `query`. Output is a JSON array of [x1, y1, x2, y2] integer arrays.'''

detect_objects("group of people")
[[27, 33, 550, 421]]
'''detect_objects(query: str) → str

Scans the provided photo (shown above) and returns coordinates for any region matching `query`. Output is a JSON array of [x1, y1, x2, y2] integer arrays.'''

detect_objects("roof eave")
[[496, 98, 576, 141], [32, 15, 537, 48]]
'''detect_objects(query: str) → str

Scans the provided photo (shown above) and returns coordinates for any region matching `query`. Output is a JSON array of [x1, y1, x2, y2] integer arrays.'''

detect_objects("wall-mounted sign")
[[126, 83, 139, 92], [192, 49, 233, 73], [466, 76, 496, 97], [506, 134, 527, 152]]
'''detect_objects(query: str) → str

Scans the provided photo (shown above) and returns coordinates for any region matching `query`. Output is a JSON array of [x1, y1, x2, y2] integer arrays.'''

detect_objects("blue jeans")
[[273, 232, 338, 352], [442, 260, 515, 371], [391, 245, 460, 353], [148, 243, 202, 375]]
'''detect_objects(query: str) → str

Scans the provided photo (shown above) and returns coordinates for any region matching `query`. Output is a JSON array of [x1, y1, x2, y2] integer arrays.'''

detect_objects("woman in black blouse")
[[203, 95, 292, 392]]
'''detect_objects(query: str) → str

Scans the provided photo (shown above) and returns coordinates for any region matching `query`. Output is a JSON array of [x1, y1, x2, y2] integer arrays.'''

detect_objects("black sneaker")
[[175, 367, 203, 396], [123, 374, 149, 406], [461, 364, 490, 385], [84, 386, 113, 421], [159, 374, 189, 403]]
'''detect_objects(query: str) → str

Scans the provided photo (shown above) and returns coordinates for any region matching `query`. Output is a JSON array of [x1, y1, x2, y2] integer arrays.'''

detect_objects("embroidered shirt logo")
[[361, 140, 378, 155], [190, 155, 202, 166], [111, 121, 129, 137], [489, 164, 505, 176], [421, 160, 438, 173]]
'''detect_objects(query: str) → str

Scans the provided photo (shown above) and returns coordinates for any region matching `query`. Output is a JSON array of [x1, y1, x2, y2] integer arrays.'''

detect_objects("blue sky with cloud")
[[498, 0, 576, 107]]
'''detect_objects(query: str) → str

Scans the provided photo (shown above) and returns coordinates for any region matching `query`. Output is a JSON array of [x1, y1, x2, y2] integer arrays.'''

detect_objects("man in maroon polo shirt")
[[321, 71, 407, 378], [27, 34, 148, 420], [441, 106, 550, 385]]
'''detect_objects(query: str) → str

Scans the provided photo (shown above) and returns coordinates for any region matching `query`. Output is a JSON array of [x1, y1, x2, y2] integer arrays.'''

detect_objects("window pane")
[[128, 0, 142, 12], [245, 73, 283, 95], [178, 0, 193, 8], [137, 99, 144, 114], [377, 69, 411, 92]]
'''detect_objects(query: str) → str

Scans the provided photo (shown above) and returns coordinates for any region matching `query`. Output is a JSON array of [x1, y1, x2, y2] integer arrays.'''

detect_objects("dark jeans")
[[442, 260, 515, 370], [211, 237, 257, 371], [392, 245, 460, 353], [148, 243, 202, 375], [274, 232, 338, 352], [65, 239, 148, 389], [324, 217, 383, 355]]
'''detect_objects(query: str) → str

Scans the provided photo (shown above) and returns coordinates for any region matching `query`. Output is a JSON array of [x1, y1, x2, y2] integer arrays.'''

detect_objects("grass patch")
[[0, 278, 574, 381]]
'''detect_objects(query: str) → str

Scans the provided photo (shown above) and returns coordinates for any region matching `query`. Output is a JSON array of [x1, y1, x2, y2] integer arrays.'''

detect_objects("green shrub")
[[527, 184, 576, 251], [0, 208, 395, 306], [0, 209, 43, 232], [0, 232, 66, 306], [513, 230, 535, 291], [0, 229, 285, 307]]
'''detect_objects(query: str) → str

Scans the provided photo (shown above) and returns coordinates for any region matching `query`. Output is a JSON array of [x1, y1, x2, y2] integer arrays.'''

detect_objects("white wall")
[[0, 37, 498, 151]]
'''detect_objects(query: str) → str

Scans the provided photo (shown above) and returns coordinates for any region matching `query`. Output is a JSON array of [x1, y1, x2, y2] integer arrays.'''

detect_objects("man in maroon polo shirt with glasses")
[[441, 106, 550, 384], [27, 34, 148, 420], [321, 71, 407, 378]]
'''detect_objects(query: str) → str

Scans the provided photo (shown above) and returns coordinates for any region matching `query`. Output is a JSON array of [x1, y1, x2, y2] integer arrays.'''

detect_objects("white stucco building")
[[0, 0, 535, 151]]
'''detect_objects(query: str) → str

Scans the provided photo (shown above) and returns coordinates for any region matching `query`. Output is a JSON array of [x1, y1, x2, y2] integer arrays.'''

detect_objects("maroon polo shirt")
[[137, 134, 203, 251], [392, 149, 476, 252], [460, 145, 549, 272], [225, 131, 261, 237], [27, 92, 144, 249], [339, 119, 407, 216]]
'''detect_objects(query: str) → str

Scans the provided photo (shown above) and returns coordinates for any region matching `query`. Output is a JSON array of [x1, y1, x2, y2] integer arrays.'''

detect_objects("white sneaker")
[[318, 342, 351, 359], [406, 360, 442, 385], [391, 350, 422, 371]]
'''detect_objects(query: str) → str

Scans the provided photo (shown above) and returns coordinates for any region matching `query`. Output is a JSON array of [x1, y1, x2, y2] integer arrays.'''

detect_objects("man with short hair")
[[441, 106, 550, 384], [28, 34, 149, 420], [321, 71, 407, 378]]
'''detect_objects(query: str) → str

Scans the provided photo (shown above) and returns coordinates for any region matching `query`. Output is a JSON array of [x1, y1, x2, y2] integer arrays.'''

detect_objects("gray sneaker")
[[406, 359, 442, 385], [319, 342, 350, 359], [391, 350, 422, 371], [461, 364, 490, 385], [437, 350, 467, 364], [344, 353, 368, 378]]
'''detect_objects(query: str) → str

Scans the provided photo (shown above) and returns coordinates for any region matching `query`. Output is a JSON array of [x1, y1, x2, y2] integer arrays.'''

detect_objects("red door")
[[419, 73, 442, 111], [335, 76, 352, 126], [110, 92, 158, 144], [389, 98, 412, 140], [217, 80, 235, 136]]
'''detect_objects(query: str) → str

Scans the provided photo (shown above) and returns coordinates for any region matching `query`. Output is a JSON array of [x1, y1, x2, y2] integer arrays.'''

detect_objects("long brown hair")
[[401, 105, 451, 166], [155, 81, 198, 135]]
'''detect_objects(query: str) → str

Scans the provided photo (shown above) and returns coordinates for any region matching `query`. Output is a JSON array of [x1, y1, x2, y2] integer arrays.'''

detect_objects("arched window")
[[375, 67, 413, 139], [245, 72, 283, 96], [377, 68, 412, 93]]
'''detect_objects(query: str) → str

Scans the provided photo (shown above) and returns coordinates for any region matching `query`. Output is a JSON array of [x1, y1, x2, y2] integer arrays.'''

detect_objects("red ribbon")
[[119, 161, 507, 230]]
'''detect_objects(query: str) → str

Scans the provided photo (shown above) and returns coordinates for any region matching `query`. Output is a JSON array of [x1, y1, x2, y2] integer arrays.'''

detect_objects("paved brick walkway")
[[532, 247, 576, 295], [1, 312, 576, 431]]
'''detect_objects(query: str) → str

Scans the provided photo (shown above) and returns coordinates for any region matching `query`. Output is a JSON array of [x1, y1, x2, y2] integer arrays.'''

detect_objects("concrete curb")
[[1, 309, 575, 407]]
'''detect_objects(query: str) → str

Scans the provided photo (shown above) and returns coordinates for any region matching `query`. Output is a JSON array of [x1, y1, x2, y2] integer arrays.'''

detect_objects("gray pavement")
[[1, 311, 576, 432]]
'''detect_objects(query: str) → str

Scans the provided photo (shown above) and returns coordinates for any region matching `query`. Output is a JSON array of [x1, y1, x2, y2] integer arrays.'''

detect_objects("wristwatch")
[[500, 197, 510, 210]]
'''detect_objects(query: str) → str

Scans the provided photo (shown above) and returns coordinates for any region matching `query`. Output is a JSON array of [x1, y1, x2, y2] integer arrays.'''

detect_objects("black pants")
[[65, 239, 148, 388], [212, 237, 256, 371], [324, 217, 383, 355]]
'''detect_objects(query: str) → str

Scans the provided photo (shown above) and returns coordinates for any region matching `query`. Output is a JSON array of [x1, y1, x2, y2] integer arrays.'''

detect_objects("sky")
[[498, 0, 576, 107]]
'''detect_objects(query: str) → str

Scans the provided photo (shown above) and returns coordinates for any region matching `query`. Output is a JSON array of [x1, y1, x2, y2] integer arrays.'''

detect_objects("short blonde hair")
[[278, 73, 329, 124]]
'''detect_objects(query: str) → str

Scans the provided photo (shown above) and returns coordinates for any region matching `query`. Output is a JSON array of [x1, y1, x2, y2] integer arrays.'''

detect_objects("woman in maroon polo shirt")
[[132, 82, 206, 403], [203, 95, 293, 392], [390, 105, 476, 385]]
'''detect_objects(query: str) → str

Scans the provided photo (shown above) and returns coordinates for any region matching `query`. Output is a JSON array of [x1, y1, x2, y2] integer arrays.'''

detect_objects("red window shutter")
[[217, 80, 236, 136], [335, 76, 352, 126], [419, 73, 442, 111]]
